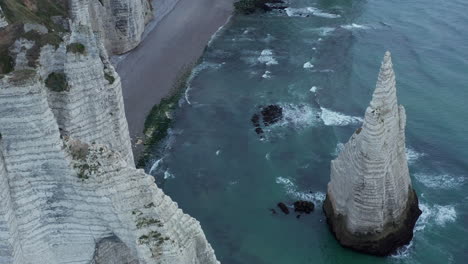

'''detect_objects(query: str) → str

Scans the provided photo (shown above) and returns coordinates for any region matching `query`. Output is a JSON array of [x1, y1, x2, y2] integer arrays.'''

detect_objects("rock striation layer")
[[0, 0, 219, 263], [323, 52, 421, 256]]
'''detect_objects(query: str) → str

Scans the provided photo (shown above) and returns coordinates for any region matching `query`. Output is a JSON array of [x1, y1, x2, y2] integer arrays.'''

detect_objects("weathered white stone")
[[10, 39, 36, 70], [76, 0, 154, 55], [324, 52, 420, 255], [328, 51, 412, 233], [0, 6, 8, 28], [0, 0, 219, 263]]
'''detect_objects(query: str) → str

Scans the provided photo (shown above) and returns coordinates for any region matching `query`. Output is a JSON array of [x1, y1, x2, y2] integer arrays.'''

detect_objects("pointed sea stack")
[[323, 52, 422, 256]]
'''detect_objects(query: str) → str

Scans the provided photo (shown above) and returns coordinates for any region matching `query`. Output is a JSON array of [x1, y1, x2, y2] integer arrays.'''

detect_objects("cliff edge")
[[0, 0, 219, 263], [323, 52, 422, 256]]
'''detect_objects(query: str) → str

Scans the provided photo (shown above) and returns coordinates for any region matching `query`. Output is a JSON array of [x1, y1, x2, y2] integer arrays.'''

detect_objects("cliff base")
[[323, 188, 422, 256]]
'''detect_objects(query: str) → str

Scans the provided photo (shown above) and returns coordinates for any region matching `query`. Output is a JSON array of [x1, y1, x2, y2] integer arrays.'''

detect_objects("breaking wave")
[[285, 7, 341, 19], [415, 173, 466, 189], [341, 23, 371, 30], [276, 177, 326, 204], [392, 203, 457, 258], [262, 70, 272, 79], [333, 142, 345, 157], [320, 107, 363, 126], [303, 61, 314, 69], [276, 103, 320, 129], [258, 49, 279, 66], [185, 61, 223, 104], [406, 147, 426, 164]]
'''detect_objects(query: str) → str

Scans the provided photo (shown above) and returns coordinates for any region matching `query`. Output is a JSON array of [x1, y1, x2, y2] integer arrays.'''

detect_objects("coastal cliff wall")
[[0, 0, 219, 263]]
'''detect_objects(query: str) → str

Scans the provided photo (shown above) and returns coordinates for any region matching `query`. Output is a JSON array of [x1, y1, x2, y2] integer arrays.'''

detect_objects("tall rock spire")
[[323, 52, 421, 256]]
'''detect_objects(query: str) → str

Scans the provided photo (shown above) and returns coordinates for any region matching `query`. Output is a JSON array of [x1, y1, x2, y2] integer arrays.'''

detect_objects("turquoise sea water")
[[147, 0, 468, 263]]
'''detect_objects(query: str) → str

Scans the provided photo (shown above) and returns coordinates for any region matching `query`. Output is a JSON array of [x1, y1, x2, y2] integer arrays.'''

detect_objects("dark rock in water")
[[251, 104, 283, 138], [261, 105, 283, 126], [323, 188, 422, 256], [235, 0, 287, 14], [270, 208, 277, 214], [296, 215, 301, 219], [251, 114, 260, 127], [294, 200, 315, 214], [277, 202, 289, 214]]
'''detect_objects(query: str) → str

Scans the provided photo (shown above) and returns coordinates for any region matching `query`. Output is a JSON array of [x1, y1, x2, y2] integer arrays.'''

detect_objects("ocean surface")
[[146, 0, 468, 263]]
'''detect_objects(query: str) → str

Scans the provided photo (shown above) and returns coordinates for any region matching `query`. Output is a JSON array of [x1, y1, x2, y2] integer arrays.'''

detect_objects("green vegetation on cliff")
[[0, 0, 68, 74], [137, 66, 193, 168], [0, 0, 68, 31], [45, 72, 68, 92], [67, 43, 86, 54]]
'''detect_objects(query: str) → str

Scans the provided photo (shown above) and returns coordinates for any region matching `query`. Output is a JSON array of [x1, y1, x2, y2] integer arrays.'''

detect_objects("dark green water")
[[147, 0, 468, 263]]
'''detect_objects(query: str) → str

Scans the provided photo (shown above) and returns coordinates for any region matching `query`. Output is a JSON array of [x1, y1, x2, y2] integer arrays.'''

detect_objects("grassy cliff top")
[[0, 0, 69, 31], [0, 0, 69, 75]]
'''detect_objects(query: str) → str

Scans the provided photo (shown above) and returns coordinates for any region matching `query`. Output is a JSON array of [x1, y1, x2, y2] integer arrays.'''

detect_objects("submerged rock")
[[261, 105, 283, 126], [251, 104, 283, 137], [323, 52, 421, 256], [277, 202, 290, 214], [294, 201, 315, 214]]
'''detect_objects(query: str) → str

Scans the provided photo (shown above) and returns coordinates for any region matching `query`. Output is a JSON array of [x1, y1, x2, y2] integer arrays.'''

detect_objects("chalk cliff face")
[[0, 7, 7, 28], [323, 52, 421, 256], [0, 1, 219, 263], [84, 0, 153, 55]]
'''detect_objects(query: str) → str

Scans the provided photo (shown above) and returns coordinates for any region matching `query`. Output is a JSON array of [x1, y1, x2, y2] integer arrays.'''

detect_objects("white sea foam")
[[164, 169, 175, 179], [333, 143, 345, 157], [285, 7, 341, 18], [262, 70, 272, 79], [207, 15, 232, 47], [184, 62, 223, 104], [303, 62, 314, 69], [276, 177, 326, 204], [216, 150, 221, 156], [416, 203, 457, 231], [310, 86, 317, 93], [415, 173, 466, 189], [392, 203, 457, 258], [406, 147, 425, 164], [277, 103, 320, 129], [149, 158, 163, 174], [319, 27, 336, 36], [265, 152, 271, 160], [341, 23, 371, 30], [320, 107, 363, 126], [258, 49, 279, 66]]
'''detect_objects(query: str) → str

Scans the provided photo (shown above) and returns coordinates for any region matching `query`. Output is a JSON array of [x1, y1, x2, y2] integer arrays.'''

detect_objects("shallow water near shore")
[[146, 0, 468, 263]]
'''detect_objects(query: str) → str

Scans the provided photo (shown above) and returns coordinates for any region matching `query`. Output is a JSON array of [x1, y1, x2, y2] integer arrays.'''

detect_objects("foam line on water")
[[320, 107, 363, 126], [341, 23, 371, 30], [276, 177, 326, 204], [415, 173, 466, 189], [184, 61, 223, 104], [285, 7, 341, 18], [276, 103, 320, 129], [406, 147, 426, 164], [392, 203, 457, 258]]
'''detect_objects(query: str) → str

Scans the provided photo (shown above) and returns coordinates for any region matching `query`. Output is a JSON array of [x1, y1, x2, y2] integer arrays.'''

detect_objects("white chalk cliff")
[[0, 0, 219, 263], [323, 52, 421, 255]]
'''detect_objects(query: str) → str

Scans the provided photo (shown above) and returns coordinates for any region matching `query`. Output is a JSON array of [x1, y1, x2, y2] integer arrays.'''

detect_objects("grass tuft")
[[66, 42, 86, 54], [45, 72, 68, 92]]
